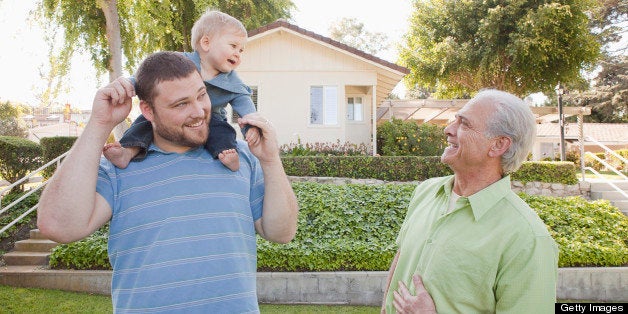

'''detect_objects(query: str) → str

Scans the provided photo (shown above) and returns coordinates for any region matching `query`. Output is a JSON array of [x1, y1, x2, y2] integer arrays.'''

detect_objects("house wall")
[[237, 30, 380, 147]]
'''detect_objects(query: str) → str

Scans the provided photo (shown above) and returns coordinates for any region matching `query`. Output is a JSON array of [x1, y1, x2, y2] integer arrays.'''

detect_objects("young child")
[[103, 10, 260, 171]]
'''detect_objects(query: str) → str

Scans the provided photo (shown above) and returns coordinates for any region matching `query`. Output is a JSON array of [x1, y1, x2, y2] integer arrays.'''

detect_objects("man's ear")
[[488, 136, 512, 158], [139, 100, 154, 122]]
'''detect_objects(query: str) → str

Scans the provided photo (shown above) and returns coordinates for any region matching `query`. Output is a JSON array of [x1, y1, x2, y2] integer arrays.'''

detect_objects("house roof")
[[248, 20, 410, 76], [536, 123, 628, 144]]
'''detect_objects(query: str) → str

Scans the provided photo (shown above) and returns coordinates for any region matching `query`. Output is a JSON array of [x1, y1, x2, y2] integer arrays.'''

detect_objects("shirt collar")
[[437, 175, 512, 221], [467, 175, 512, 221]]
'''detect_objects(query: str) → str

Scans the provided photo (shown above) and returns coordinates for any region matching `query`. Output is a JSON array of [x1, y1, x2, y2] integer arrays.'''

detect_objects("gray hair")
[[477, 89, 536, 174], [191, 10, 247, 51]]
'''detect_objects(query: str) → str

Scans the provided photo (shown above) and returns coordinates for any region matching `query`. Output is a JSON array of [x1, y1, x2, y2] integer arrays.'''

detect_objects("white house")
[[236, 20, 409, 150]]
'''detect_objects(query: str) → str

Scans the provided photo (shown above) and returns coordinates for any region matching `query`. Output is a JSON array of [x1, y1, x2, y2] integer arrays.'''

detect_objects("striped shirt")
[[96, 141, 264, 313]]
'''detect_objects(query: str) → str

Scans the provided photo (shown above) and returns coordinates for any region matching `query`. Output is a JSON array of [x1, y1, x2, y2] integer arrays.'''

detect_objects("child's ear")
[[199, 35, 211, 52], [139, 101, 154, 122]]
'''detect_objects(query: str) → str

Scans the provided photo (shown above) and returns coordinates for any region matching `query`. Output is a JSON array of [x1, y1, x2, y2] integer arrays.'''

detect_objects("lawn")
[[0, 285, 380, 313]]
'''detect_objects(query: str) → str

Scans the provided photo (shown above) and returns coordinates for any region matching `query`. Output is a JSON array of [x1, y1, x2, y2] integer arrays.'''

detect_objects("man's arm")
[[381, 250, 401, 313], [238, 116, 298, 244], [37, 77, 135, 243]]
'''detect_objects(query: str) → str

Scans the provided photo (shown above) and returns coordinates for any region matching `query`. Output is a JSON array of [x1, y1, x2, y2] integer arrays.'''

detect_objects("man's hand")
[[90, 77, 135, 130], [393, 275, 436, 314], [237, 115, 280, 163]]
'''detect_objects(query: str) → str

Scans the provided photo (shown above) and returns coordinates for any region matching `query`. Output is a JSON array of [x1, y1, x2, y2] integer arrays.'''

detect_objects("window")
[[347, 97, 363, 122], [310, 86, 338, 125], [231, 86, 258, 121]]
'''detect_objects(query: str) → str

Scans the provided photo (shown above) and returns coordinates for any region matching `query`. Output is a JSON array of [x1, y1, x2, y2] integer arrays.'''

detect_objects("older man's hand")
[[393, 275, 436, 314]]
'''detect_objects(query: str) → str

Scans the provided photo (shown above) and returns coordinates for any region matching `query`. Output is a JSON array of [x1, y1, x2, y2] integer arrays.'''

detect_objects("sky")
[[0, 0, 413, 110]]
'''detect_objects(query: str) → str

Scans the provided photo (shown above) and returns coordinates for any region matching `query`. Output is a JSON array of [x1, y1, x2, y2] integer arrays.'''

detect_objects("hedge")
[[40, 136, 77, 179], [0, 136, 42, 192], [49, 182, 628, 270], [283, 157, 578, 185]]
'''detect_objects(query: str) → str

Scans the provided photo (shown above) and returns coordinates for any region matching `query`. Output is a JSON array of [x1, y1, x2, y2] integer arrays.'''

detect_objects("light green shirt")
[[385, 175, 558, 314]]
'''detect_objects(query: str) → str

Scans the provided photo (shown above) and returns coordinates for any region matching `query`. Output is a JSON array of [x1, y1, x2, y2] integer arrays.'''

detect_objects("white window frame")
[[310, 86, 338, 126], [346, 96, 364, 122]]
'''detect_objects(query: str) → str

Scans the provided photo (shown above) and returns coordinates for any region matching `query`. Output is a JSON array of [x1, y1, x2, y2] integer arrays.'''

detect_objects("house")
[[535, 123, 628, 159], [236, 20, 409, 151]]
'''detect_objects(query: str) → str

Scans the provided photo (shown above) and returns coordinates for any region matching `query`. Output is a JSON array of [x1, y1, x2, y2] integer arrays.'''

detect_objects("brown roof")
[[248, 20, 410, 75], [536, 123, 628, 143]]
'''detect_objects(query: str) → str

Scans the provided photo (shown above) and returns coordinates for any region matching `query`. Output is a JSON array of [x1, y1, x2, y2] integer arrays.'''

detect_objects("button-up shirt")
[[385, 175, 558, 313]]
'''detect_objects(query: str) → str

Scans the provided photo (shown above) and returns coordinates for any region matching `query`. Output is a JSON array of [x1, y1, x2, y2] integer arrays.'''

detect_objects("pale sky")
[[0, 0, 413, 110]]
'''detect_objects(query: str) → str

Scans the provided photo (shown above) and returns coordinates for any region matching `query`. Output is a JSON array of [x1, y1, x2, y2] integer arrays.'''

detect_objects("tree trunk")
[[100, 0, 128, 140]]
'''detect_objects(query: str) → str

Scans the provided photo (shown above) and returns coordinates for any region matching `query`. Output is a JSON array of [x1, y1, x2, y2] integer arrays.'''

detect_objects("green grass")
[[0, 285, 380, 313]]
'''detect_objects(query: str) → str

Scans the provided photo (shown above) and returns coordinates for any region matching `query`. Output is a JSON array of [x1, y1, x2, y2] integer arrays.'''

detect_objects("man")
[[382, 89, 558, 313], [37, 51, 298, 313]]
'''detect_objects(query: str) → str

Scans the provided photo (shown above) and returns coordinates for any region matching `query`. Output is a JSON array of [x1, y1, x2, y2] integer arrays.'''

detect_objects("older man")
[[38, 51, 298, 313], [383, 89, 558, 313]]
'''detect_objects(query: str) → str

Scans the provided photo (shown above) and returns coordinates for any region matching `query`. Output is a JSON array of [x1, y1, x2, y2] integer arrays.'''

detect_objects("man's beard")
[[152, 111, 209, 148]]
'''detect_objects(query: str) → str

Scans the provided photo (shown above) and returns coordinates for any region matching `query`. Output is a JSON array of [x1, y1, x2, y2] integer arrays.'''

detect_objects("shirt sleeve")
[[95, 158, 115, 211], [494, 234, 558, 313], [241, 142, 264, 221]]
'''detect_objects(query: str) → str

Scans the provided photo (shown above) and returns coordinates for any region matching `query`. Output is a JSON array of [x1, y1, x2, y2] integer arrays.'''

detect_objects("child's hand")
[[245, 126, 262, 146]]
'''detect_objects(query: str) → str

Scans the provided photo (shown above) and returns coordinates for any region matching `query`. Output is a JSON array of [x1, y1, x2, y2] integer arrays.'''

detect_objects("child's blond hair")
[[191, 10, 247, 51]]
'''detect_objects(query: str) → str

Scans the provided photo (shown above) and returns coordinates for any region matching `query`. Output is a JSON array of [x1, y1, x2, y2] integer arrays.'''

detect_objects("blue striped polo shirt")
[[96, 141, 264, 313]]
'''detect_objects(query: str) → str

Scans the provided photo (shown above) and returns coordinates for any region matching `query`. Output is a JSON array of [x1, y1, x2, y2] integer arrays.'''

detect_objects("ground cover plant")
[[49, 182, 628, 270]]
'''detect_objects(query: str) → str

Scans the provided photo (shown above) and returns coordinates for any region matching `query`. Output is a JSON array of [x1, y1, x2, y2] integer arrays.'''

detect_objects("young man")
[[383, 90, 558, 313], [37, 51, 298, 313]]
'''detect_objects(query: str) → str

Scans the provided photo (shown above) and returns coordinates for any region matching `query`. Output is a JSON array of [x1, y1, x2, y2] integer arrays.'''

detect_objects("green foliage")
[[39, 136, 77, 179], [41, 0, 295, 74], [48, 183, 628, 270], [328, 17, 389, 55], [376, 119, 446, 156], [521, 194, 628, 267], [0, 191, 39, 242], [282, 156, 452, 181], [0, 136, 43, 192], [511, 161, 578, 185], [280, 139, 371, 156], [49, 225, 110, 270], [0, 101, 27, 138], [400, 0, 601, 97]]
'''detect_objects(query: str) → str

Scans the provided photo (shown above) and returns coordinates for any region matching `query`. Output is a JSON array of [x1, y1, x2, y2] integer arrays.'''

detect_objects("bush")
[[377, 119, 447, 156], [511, 161, 578, 185], [282, 156, 452, 181], [0, 191, 39, 242], [283, 157, 577, 185], [40, 137, 77, 179], [521, 194, 628, 267], [280, 139, 371, 156], [0, 136, 42, 192], [49, 225, 110, 270], [48, 183, 628, 270]]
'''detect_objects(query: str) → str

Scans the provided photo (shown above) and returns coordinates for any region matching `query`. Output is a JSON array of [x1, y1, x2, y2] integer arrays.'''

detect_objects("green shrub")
[[283, 157, 577, 185], [280, 139, 371, 156], [377, 119, 446, 156], [0, 191, 39, 242], [521, 194, 628, 267], [282, 156, 452, 181], [49, 225, 110, 270], [48, 183, 628, 270], [511, 161, 578, 185], [40, 137, 77, 179], [0, 136, 42, 192]]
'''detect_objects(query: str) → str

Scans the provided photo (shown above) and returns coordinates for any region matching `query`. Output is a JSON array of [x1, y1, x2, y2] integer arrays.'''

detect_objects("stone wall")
[[289, 176, 591, 199]]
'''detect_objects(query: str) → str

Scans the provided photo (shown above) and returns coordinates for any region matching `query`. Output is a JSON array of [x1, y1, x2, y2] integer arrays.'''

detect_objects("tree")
[[400, 0, 601, 98], [567, 55, 628, 122], [328, 17, 389, 56], [40, 0, 294, 138], [0, 101, 28, 138]]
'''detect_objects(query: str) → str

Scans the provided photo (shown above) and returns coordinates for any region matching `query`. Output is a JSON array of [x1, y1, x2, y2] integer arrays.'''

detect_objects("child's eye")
[[198, 92, 207, 100]]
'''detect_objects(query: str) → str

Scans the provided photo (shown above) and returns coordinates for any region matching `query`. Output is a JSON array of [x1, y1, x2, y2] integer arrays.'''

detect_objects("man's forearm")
[[37, 121, 112, 243], [258, 159, 298, 243]]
